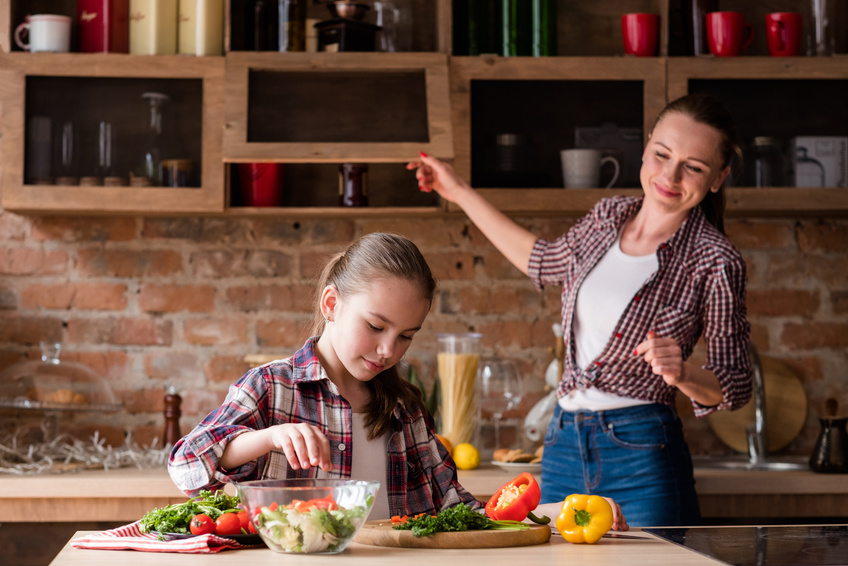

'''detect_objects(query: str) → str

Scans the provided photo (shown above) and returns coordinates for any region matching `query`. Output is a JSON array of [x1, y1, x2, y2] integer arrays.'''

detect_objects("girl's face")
[[323, 276, 430, 385], [640, 111, 730, 216]]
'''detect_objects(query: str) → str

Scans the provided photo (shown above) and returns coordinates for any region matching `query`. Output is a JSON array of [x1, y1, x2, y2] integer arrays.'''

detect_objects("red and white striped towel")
[[70, 521, 246, 553]]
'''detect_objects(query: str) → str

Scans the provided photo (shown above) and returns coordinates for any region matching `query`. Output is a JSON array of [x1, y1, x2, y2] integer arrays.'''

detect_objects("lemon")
[[435, 433, 454, 456], [452, 443, 480, 470]]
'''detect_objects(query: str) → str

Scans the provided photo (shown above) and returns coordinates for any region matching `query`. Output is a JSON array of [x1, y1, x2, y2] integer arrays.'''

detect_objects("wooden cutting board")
[[707, 355, 808, 453], [354, 520, 552, 549]]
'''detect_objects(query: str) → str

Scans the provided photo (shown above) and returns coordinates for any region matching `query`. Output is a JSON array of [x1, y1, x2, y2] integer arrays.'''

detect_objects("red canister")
[[238, 163, 284, 207], [78, 0, 130, 53]]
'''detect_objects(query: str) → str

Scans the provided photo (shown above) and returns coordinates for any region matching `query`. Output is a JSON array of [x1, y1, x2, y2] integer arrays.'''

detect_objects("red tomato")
[[189, 514, 215, 536], [214, 512, 243, 536], [236, 510, 256, 534]]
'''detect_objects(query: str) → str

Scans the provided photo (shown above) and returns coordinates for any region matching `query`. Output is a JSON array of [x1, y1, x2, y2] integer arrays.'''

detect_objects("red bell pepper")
[[484, 472, 550, 525]]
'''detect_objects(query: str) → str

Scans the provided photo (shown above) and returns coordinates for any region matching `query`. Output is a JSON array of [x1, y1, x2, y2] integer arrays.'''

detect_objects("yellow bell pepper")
[[555, 494, 614, 544]]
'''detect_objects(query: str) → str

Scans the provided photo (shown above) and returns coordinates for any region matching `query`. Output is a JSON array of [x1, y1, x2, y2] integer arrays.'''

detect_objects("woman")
[[409, 94, 753, 527]]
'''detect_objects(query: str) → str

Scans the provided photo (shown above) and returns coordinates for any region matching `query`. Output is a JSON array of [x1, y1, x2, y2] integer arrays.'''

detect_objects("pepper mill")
[[163, 384, 182, 447]]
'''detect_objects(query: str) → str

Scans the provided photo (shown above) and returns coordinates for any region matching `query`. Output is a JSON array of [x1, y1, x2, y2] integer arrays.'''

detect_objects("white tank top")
[[350, 413, 390, 519], [559, 233, 659, 412]]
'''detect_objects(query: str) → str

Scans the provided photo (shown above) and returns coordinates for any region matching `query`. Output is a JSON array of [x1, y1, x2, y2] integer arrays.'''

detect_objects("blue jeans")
[[540, 403, 701, 527]]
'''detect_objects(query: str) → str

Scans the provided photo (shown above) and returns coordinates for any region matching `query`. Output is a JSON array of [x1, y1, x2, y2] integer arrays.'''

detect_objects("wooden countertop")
[[49, 529, 719, 566], [4, 464, 847, 523]]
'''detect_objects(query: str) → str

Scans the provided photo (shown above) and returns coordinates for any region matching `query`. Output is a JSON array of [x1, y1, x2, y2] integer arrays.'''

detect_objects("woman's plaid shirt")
[[168, 338, 480, 516], [528, 196, 752, 417]]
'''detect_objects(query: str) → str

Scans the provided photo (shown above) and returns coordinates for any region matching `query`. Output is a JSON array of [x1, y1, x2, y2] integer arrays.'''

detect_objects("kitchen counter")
[[48, 528, 721, 566], [3, 464, 847, 523]]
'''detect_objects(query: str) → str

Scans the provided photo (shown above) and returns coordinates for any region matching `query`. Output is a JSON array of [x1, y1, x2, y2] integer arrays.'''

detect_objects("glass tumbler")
[[435, 332, 481, 447]]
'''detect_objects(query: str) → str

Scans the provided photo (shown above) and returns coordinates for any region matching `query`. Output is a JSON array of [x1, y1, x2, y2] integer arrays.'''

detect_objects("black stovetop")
[[644, 525, 848, 566]]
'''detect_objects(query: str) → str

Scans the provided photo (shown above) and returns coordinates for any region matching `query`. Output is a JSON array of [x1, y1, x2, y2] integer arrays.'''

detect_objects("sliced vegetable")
[[485, 472, 550, 525], [555, 494, 614, 544]]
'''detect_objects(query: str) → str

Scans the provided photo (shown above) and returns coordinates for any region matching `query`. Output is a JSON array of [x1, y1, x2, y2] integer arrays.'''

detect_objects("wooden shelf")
[[448, 188, 848, 217], [0, 53, 225, 214]]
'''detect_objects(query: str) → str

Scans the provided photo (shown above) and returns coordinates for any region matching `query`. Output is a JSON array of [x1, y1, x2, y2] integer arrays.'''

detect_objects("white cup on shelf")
[[561, 148, 620, 188], [15, 14, 72, 53]]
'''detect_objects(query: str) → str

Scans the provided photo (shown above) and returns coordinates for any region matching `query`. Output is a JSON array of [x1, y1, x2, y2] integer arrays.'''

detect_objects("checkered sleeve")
[[696, 253, 753, 416]]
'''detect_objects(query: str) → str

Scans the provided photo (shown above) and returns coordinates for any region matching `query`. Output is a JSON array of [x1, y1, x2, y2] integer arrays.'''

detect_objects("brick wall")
[[1, 211, 846, 457]]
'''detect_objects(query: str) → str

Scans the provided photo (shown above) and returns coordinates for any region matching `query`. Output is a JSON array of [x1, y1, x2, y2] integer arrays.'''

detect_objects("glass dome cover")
[[0, 342, 120, 412]]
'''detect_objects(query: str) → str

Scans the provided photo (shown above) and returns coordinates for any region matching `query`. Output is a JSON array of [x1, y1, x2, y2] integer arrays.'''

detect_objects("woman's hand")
[[406, 153, 473, 204], [269, 422, 333, 472], [635, 330, 686, 387]]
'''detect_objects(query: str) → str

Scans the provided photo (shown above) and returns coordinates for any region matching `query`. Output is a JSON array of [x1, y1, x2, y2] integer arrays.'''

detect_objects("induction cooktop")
[[644, 525, 848, 566]]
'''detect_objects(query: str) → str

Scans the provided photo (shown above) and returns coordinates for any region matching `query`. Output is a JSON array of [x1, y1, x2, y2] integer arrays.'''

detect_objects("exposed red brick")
[[21, 283, 75, 309], [139, 284, 216, 313], [726, 221, 794, 249], [749, 322, 770, 351], [0, 282, 17, 309], [74, 283, 128, 310], [30, 216, 135, 242], [746, 289, 820, 318], [116, 387, 165, 413], [77, 249, 183, 278], [184, 318, 248, 346], [226, 286, 273, 312], [797, 222, 848, 253], [439, 287, 492, 315], [425, 252, 475, 280], [0, 212, 29, 240], [144, 351, 200, 380], [205, 356, 250, 384], [142, 217, 250, 241], [190, 249, 293, 278], [781, 322, 848, 350], [62, 350, 129, 380], [768, 254, 848, 288], [181, 385, 229, 418], [477, 320, 536, 349], [360, 219, 465, 247], [0, 248, 67, 275], [252, 218, 355, 246], [67, 317, 172, 346], [301, 250, 334, 281], [256, 318, 310, 349], [478, 251, 527, 280], [131, 424, 165, 449], [273, 284, 314, 312], [833, 291, 848, 315], [0, 315, 63, 344]]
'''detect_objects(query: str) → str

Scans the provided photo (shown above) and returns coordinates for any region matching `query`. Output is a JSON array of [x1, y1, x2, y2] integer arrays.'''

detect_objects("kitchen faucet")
[[745, 343, 767, 464]]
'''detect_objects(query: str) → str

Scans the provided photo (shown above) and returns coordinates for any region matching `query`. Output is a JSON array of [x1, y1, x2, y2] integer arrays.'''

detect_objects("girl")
[[408, 94, 752, 527], [168, 233, 473, 520]]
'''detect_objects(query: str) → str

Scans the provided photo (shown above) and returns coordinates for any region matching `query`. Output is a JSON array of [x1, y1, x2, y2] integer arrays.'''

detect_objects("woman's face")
[[640, 111, 730, 215], [323, 276, 429, 384]]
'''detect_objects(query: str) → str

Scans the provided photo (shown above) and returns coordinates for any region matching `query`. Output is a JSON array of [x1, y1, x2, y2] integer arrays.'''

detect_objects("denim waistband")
[[554, 402, 676, 429]]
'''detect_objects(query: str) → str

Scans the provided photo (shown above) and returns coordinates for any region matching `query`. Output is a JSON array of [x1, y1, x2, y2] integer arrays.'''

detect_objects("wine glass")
[[477, 358, 523, 453]]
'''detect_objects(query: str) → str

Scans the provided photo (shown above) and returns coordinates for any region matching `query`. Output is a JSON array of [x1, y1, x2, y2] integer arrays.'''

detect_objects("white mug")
[[561, 149, 621, 188], [15, 14, 72, 53]]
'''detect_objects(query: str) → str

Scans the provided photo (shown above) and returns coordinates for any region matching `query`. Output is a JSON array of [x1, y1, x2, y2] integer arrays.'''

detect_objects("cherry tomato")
[[214, 512, 243, 536], [189, 514, 215, 536], [236, 510, 256, 534]]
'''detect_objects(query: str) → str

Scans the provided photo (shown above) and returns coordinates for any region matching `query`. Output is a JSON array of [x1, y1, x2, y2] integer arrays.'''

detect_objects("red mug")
[[621, 13, 659, 57], [765, 12, 802, 57], [706, 11, 754, 57], [237, 163, 283, 207], [77, 0, 129, 53]]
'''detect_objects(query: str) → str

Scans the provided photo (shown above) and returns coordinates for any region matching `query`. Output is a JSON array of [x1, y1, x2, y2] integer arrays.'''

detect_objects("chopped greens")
[[138, 490, 241, 536], [391, 503, 530, 537]]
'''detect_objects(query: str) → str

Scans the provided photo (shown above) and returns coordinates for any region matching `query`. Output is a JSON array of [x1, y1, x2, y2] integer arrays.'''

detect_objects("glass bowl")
[[235, 479, 380, 554]]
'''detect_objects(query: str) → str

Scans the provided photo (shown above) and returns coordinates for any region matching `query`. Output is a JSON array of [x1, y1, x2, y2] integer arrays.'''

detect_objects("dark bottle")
[[682, 0, 717, 56], [163, 385, 182, 447], [500, 0, 525, 56], [468, 0, 500, 55], [452, 0, 469, 55], [746, 137, 786, 188], [339, 163, 369, 207], [246, 0, 279, 51], [278, 0, 306, 52]]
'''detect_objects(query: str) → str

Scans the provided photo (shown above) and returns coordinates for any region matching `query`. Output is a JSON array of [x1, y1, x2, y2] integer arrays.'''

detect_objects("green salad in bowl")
[[235, 479, 379, 554]]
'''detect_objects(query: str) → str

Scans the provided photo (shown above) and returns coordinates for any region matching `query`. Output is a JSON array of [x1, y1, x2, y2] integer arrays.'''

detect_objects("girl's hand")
[[269, 422, 333, 472], [604, 497, 629, 531], [635, 330, 686, 387], [405, 152, 473, 203]]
